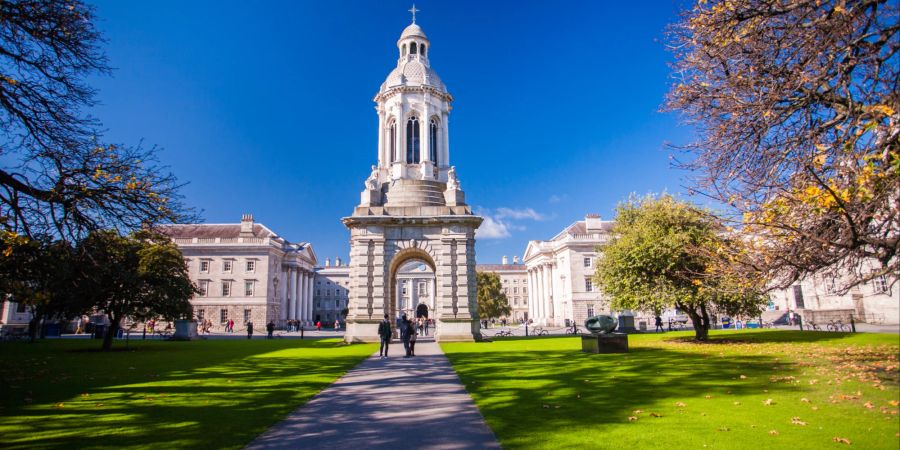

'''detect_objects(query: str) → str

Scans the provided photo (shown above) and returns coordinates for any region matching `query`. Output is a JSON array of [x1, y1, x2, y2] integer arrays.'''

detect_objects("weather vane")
[[409, 4, 420, 24]]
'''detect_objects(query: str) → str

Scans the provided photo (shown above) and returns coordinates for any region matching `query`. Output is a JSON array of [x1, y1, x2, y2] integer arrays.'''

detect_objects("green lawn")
[[0, 338, 376, 449], [442, 330, 900, 449]]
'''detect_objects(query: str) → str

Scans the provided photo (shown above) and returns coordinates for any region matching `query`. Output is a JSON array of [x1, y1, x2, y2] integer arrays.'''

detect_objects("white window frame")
[[200, 260, 210, 273], [245, 280, 254, 297], [584, 257, 593, 268], [222, 260, 233, 274], [199, 280, 209, 297], [585, 278, 593, 292], [873, 275, 888, 294], [222, 281, 231, 297], [246, 260, 256, 273]]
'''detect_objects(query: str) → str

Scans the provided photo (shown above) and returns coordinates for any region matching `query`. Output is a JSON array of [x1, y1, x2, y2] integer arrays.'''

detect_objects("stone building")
[[477, 256, 529, 323], [159, 214, 317, 330], [767, 267, 898, 325], [522, 214, 614, 327], [342, 17, 482, 342], [313, 260, 350, 326]]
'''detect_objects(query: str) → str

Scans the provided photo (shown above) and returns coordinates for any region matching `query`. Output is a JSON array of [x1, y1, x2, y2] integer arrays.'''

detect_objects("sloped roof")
[[477, 264, 527, 272], [157, 223, 277, 239]]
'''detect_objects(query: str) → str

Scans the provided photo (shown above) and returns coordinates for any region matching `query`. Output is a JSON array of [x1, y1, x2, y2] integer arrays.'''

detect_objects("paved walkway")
[[246, 338, 500, 450]]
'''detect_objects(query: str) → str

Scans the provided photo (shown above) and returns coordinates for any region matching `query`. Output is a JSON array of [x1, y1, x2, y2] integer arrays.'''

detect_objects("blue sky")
[[88, 0, 695, 265]]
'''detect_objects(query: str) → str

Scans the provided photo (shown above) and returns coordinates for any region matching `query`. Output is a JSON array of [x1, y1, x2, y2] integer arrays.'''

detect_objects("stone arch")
[[387, 245, 437, 327]]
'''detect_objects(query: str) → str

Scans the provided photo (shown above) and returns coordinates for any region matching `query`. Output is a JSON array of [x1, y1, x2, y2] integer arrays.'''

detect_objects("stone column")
[[543, 264, 552, 324], [421, 102, 430, 164], [442, 111, 450, 168], [294, 269, 302, 322], [377, 109, 385, 166], [307, 272, 314, 325], [279, 270, 288, 322], [430, 278, 436, 311]]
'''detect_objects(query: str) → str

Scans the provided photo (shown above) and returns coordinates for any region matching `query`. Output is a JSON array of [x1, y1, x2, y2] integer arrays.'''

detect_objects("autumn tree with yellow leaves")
[[0, 0, 194, 240], [665, 0, 899, 292]]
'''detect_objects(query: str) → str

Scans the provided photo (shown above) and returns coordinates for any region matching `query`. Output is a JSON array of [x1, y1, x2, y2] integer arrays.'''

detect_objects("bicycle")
[[826, 320, 848, 332], [494, 329, 513, 337], [566, 325, 580, 335], [805, 321, 821, 331], [532, 327, 549, 336]]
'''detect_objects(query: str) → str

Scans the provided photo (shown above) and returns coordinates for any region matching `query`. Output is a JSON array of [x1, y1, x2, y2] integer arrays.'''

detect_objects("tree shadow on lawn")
[[0, 339, 375, 449], [445, 342, 800, 448]]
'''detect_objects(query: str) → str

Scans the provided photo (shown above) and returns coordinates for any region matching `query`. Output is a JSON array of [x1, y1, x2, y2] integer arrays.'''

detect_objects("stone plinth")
[[618, 315, 636, 333], [581, 333, 628, 354], [173, 320, 199, 341]]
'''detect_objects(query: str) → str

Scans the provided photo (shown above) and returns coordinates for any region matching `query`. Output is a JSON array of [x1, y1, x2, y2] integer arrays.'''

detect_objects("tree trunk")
[[27, 315, 41, 343], [102, 312, 118, 351], [685, 307, 709, 341]]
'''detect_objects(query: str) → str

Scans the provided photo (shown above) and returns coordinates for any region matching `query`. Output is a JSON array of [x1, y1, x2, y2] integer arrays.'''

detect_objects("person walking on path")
[[266, 321, 275, 339], [247, 321, 254, 339], [655, 315, 664, 333], [316, 320, 322, 331], [400, 314, 412, 358], [408, 319, 418, 357], [378, 314, 392, 359]]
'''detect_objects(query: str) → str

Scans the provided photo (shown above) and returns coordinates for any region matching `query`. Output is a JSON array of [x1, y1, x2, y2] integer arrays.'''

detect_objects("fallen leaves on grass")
[[763, 399, 775, 406], [768, 430, 779, 435], [633, 409, 644, 414], [649, 412, 663, 417], [864, 401, 875, 409], [675, 402, 686, 407], [832, 437, 851, 445], [791, 417, 807, 426], [628, 416, 638, 421], [53, 402, 64, 408], [800, 398, 810, 403]]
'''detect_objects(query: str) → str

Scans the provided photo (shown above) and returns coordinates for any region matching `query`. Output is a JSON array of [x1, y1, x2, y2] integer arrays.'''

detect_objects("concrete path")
[[246, 338, 500, 450]]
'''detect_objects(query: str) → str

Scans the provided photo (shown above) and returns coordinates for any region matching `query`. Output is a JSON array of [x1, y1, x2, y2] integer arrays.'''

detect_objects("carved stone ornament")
[[365, 165, 379, 190], [446, 166, 460, 190]]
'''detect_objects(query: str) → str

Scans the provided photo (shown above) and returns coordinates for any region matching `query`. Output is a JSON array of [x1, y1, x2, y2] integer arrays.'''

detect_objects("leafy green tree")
[[0, 231, 75, 341], [594, 195, 766, 341], [73, 230, 196, 351], [475, 271, 511, 321]]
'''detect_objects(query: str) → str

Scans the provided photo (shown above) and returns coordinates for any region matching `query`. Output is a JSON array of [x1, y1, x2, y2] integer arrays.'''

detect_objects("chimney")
[[240, 214, 254, 236], [513, 256, 520, 264], [585, 213, 603, 232], [325, 258, 331, 267], [335, 257, 342, 266], [501, 255, 508, 265]]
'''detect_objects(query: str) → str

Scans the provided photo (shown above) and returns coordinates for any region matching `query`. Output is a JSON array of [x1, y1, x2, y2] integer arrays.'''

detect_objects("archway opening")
[[416, 303, 429, 318], [388, 249, 436, 337]]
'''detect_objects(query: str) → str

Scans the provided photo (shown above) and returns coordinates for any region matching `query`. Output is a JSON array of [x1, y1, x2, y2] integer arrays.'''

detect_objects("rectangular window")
[[825, 278, 837, 294], [513, 287, 518, 294], [246, 260, 255, 273], [873, 275, 888, 294], [220, 309, 228, 324], [245, 281, 254, 296], [223, 260, 232, 273], [587, 304, 595, 318], [792, 285, 805, 309], [200, 260, 210, 273], [243, 309, 251, 324], [326, 289, 331, 297], [197, 309, 205, 320], [584, 257, 593, 268], [316, 289, 321, 296], [585, 278, 593, 292], [199, 280, 209, 297], [222, 281, 231, 297], [15, 302, 27, 313], [523, 287, 527, 294]]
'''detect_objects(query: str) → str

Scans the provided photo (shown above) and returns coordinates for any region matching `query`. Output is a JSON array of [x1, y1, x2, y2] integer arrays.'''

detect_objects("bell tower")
[[343, 10, 482, 343]]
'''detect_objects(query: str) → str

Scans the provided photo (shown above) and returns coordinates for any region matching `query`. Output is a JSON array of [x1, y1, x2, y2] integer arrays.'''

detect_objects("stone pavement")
[[245, 338, 500, 450]]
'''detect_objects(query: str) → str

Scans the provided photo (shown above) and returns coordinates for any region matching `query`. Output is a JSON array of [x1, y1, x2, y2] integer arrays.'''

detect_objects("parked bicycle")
[[827, 320, 849, 332], [494, 329, 513, 337], [805, 321, 821, 331], [532, 326, 549, 336], [566, 325, 580, 335]]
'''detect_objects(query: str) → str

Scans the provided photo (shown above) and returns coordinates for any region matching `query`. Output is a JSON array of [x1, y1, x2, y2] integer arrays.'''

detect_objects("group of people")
[[197, 319, 213, 334], [377, 313, 424, 359], [285, 319, 302, 332]]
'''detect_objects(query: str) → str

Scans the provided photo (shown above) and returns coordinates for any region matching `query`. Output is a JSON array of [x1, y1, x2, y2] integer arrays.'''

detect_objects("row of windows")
[[400, 41, 426, 57], [198, 280, 255, 297], [502, 287, 528, 295], [199, 308, 252, 325], [196, 259, 256, 274], [316, 288, 348, 298], [315, 299, 345, 309], [387, 117, 440, 165]]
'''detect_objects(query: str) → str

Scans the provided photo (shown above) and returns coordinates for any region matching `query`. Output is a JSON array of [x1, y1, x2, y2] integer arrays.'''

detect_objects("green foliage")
[[0, 231, 76, 341], [476, 271, 512, 320], [443, 331, 899, 449], [73, 230, 196, 351], [0, 339, 376, 449], [594, 194, 766, 340]]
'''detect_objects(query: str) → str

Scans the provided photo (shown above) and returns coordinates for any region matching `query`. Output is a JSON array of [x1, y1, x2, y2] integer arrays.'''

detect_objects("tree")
[[73, 230, 195, 351], [665, 0, 899, 292], [0, 0, 195, 240], [594, 195, 767, 341], [0, 231, 75, 341], [475, 272, 511, 321]]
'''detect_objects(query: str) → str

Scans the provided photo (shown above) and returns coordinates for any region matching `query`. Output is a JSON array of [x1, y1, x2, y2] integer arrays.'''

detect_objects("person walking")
[[334, 319, 340, 330], [266, 321, 275, 339], [246, 321, 253, 339], [424, 318, 430, 336], [315, 320, 322, 331], [400, 314, 412, 358], [655, 315, 664, 333], [378, 314, 392, 359], [408, 319, 418, 357]]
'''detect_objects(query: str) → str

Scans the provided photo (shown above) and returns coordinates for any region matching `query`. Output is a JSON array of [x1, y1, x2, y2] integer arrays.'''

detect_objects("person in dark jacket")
[[266, 321, 275, 339], [378, 314, 392, 359], [246, 321, 253, 339], [400, 314, 412, 358]]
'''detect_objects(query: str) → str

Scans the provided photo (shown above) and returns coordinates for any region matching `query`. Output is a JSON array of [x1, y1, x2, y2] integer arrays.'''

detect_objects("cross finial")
[[409, 4, 420, 24]]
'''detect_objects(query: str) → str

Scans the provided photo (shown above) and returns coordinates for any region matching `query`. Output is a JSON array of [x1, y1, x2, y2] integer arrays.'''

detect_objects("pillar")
[[306, 272, 314, 325]]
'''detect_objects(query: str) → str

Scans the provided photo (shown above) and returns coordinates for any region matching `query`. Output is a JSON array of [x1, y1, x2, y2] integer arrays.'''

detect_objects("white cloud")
[[496, 207, 546, 221], [476, 215, 511, 239], [548, 194, 568, 204]]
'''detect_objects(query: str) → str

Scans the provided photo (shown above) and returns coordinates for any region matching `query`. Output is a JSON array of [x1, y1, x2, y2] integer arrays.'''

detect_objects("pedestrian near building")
[[408, 319, 417, 357], [400, 314, 412, 358], [247, 321, 253, 339], [378, 314, 392, 359], [266, 321, 275, 339], [655, 315, 663, 333]]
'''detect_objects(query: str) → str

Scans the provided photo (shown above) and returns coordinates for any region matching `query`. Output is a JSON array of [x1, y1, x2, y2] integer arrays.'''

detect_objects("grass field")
[[0, 338, 376, 449], [442, 330, 900, 450]]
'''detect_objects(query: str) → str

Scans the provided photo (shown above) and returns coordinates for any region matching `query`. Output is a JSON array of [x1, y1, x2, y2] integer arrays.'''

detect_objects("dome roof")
[[381, 60, 445, 92], [400, 23, 427, 40]]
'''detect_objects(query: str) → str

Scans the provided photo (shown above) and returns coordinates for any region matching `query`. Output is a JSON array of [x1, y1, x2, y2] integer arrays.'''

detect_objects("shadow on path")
[[246, 338, 500, 450]]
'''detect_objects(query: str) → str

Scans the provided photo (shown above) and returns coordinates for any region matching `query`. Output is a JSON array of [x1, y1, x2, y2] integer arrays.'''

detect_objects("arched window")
[[388, 119, 396, 163], [421, 44, 426, 56], [410, 42, 418, 55], [406, 116, 420, 163], [429, 118, 438, 164], [402, 44, 407, 57]]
